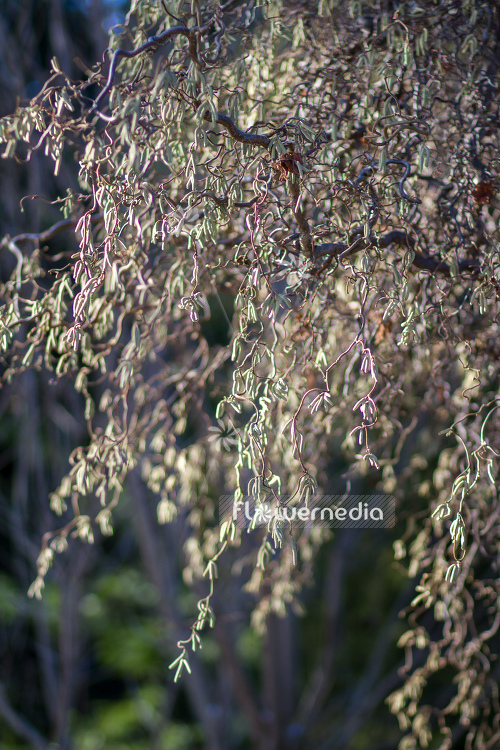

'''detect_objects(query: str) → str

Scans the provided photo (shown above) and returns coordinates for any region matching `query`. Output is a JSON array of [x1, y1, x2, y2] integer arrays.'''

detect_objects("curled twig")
[[355, 158, 421, 204]]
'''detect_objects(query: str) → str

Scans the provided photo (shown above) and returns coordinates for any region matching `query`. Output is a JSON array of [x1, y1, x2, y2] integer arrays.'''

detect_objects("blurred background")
[[0, 2, 436, 749]]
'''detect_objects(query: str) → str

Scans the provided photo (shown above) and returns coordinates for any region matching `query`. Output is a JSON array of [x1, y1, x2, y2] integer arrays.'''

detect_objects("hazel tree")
[[1, 1, 500, 747]]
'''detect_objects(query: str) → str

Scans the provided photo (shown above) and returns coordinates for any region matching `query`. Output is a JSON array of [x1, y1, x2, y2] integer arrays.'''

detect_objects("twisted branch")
[[315, 231, 479, 276], [204, 112, 271, 149], [288, 177, 314, 258], [92, 21, 212, 112]]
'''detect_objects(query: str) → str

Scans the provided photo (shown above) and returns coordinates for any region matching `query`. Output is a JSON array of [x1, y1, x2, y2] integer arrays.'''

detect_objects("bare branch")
[[315, 231, 479, 276], [205, 112, 271, 149], [92, 23, 213, 112], [288, 177, 313, 258]]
